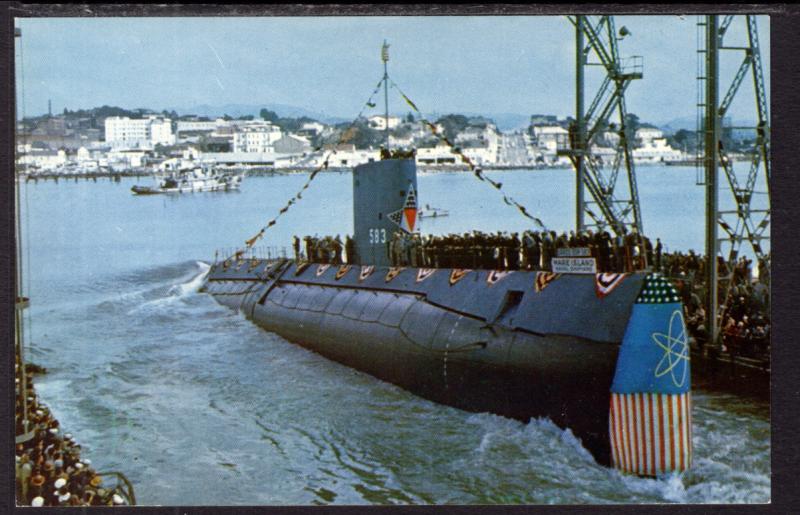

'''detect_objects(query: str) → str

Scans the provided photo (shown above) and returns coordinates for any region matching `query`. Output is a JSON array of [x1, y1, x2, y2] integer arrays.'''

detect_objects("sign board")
[[556, 247, 591, 257], [551, 257, 597, 274]]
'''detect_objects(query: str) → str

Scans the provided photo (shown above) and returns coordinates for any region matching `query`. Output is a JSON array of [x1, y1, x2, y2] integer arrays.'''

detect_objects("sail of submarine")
[[201, 157, 692, 477]]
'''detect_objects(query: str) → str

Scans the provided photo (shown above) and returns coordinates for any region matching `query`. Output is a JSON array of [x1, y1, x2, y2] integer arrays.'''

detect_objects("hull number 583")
[[369, 228, 387, 244]]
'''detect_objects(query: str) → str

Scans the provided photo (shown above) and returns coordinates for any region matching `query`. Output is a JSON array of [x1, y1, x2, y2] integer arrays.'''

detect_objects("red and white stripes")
[[609, 392, 692, 476]]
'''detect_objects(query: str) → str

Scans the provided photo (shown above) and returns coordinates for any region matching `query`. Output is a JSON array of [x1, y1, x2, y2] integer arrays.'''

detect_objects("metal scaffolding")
[[562, 15, 644, 238], [697, 14, 771, 345]]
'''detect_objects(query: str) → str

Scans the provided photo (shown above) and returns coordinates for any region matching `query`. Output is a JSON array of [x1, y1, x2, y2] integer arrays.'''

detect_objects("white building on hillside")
[[455, 124, 499, 146], [368, 115, 401, 131], [176, 118, 231, 134], [416, 142, 459, 166], [299, 121, 326, 136], [104, 116, 175, 149], [532, 125, 569, 153], [635, 127, 664, 146], [232, 122, 282, 153]]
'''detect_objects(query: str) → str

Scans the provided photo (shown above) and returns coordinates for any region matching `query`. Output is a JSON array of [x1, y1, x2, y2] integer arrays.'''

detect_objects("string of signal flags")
[[235, 75, 549, 259], [239, 77, 386, 254], [388, 78, 548, 231]]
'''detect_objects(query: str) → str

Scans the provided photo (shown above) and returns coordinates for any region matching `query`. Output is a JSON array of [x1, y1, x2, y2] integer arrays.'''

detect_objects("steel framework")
[[698, 15, 771, 344], [562, 15, 644, 238]]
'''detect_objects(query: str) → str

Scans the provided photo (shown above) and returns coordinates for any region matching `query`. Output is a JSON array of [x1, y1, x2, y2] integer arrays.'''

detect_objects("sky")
[[14, 15, 770, 126]]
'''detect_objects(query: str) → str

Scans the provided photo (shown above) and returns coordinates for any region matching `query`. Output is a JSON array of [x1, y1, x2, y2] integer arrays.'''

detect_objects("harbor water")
[[20, 166, 770, 504]]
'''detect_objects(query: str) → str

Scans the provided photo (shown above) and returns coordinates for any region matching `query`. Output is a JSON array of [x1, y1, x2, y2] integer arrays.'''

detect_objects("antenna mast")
[[382, 40, 390, 147]]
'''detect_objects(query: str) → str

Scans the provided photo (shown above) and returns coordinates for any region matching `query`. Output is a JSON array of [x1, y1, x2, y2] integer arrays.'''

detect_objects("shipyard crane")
[[698, 15, 770, 346], [562, 15, 644, 239]]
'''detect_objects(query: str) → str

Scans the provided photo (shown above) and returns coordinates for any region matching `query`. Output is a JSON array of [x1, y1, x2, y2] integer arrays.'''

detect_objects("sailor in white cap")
[[58, 491, 71, 505]]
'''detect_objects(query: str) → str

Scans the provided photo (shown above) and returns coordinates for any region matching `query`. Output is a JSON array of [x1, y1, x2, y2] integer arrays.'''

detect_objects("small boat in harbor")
[[131, 163, 244, 195], [418, 204, 450, 219]]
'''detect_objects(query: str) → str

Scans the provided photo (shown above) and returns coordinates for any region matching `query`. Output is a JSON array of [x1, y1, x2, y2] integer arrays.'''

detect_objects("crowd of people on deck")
[[15, 364, 132, 507], [668, 251, 771, 359], [295, 229, 656, 272], [292, 229, 770, 359], [383, 229, 656, 271], [295, 235, 356, 265]]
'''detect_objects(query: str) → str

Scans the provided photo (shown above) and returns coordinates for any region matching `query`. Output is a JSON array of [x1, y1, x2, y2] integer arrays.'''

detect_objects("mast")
[[381, 40, 390, 147], [704, 15, 720, 346], [14, 25, 32, 442], [575, 17, 586, 232]]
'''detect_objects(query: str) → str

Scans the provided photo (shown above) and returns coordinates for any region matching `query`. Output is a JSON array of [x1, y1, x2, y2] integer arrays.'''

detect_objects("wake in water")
[[125, 261, 211, 314]]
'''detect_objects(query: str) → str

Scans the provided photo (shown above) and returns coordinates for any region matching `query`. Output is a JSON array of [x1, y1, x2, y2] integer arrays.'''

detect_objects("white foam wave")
[[127, 261, 211, 314], [168, 261, 211, 297]]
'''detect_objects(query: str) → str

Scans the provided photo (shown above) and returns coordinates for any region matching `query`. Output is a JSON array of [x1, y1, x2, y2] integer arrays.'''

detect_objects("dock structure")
[[562, 15, 644, 239], [697, 15, 771, 348]]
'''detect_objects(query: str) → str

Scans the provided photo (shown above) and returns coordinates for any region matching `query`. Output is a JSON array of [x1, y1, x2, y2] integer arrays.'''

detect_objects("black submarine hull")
[[201, 259, 665, 468]]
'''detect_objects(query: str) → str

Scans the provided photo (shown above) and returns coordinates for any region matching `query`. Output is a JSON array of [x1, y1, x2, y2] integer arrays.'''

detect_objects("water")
[[20, 167, 770, 505]]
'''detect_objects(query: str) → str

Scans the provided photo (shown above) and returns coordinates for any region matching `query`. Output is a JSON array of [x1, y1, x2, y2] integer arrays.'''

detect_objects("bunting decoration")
[[385, 267, 405, 283], [316, 264, 331, 277], [390, 79, 548, 231], [335, 265, 352, 280], [231, 75, 387, 260], [359, 265, 375, 282], [534, 272, 561, 292], [609, 274, 691, 476], [294, 261, 311, 276], [487, 270, 514, 286], [449, 269, 471, 286], [595, 273, 627, 299], [609, 392, 692, 476], [415, 268, 436, 283]]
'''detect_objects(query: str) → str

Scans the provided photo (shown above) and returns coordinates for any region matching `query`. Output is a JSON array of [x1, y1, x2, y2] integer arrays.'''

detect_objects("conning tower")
[[352, 158, 418, 266]]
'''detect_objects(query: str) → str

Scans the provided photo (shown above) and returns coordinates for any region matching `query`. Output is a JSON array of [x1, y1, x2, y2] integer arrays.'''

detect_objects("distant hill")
[[165, 103, 349, 124], [657, 115, 758, 135], [165, 104, 533, 131]]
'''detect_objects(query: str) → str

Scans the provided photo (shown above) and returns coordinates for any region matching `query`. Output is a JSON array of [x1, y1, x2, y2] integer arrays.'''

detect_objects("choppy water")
[[20, 168, 770, 504]]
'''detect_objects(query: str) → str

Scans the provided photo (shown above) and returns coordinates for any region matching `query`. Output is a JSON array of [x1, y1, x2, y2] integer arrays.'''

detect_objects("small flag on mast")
[[381, 41, 390, 63]]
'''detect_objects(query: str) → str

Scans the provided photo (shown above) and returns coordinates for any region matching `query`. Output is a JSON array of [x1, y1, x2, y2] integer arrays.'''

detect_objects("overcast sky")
[[15, 15, 770, 125]]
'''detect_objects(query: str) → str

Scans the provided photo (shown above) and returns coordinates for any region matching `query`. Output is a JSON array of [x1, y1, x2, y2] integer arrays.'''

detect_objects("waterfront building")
[[462, 145, 499, 166], [416, 142, 459, 166], [273, 134, 312, 154], [176, 118, 229, 134], [232, 121, 283, 153], [632, 127, 683, 163], [532, 125, 569, 153], [107, 148, 148, 169], [104, 116, 175, 149], [16, 148, 67, 170]]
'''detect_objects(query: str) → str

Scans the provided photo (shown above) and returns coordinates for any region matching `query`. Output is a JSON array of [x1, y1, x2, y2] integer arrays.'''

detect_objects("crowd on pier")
[[292, 229, 770, 359], [665, 251, 771, 359], [14, 364, 133, 507]]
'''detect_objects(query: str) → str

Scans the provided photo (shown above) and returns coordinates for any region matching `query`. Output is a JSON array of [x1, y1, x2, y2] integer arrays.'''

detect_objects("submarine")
[[200, 156, 692, 477]]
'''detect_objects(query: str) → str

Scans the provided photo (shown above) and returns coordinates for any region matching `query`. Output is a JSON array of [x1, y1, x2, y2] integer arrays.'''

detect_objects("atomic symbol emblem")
[[652, 309, 689, 387]]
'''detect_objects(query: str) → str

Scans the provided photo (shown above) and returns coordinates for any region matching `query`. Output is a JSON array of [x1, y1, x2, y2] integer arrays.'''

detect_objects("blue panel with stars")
[[611, 302, 691, 395]]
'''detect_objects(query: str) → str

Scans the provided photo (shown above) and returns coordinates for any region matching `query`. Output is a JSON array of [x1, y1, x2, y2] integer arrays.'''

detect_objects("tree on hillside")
[[668, 129, 696, 153], [259, 108, 280, 123], [435, 114, 470, 142]]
